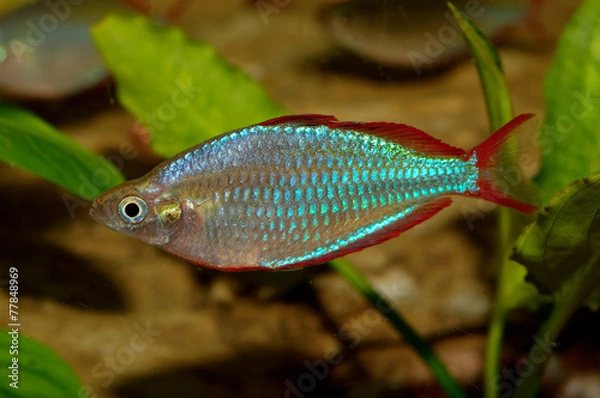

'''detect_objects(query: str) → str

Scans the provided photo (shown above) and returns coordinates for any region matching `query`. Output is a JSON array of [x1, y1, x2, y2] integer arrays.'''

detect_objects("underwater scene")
[[0, 0, 599, 397]]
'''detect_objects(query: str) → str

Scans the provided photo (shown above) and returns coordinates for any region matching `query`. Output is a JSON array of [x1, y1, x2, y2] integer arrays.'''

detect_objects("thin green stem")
[[485, 210, 544, 397], [484, 206, 513, 398], [329, 258, 468, 398], [484, 306, 506, 398], [448, 8, 521, 395], [511, 298, 571, 398]]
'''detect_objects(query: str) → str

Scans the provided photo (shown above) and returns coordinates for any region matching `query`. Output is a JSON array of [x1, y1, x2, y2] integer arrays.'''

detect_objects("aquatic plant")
[[0, 1, 598, 396], [0, 104, 124, 199], [91, 14, 286, 158], [0, 329, 85, 397]]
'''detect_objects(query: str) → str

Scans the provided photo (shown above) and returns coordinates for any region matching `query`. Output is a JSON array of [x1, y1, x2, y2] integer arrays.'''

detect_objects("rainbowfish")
[[0, 0, 188, 100], [91, 114, 537, 271], [320, 0, 530, 72], [0, 0, 145, 100]]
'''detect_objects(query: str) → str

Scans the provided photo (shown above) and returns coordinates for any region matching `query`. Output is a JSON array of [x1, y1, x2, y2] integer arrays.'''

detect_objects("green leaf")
[[447, 2, 512, 131], [510, 171, 600, 398], [513, 171, 600, 310], [534, 0, 600, 205], [0, 103, 125, 199], [91, 14, 286, 158], [0, 329, 84, 397]]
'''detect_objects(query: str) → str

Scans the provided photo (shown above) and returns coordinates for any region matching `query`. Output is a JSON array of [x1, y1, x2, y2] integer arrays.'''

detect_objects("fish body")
[[91, 114, 537, 271]]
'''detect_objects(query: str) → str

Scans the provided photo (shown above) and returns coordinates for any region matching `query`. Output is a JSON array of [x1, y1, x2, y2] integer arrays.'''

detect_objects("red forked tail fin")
[[465, 114, 539, 214]]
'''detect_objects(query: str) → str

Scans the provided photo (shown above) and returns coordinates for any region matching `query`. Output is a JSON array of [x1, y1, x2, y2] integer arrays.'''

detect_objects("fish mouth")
[[89, 200, 104, 222]]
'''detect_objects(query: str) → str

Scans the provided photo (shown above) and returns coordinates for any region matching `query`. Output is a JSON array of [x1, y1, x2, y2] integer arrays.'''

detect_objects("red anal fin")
[[328, 121, 465, 157], [279, 197, 453, 270], [259, 114, 339, 127]]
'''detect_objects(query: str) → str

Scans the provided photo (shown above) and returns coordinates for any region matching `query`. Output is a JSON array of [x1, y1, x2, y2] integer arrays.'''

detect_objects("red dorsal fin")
[[259, 114, 339, 127], [328, 121, 465, 157], [259, 114, 464, 157]]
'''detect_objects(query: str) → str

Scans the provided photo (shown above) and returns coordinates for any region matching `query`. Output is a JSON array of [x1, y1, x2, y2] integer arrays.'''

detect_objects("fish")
[[0, 0, 186, 100], [0, 0, 147, 100], [320, 0, 530, 72], [90, 113, 538, 271]]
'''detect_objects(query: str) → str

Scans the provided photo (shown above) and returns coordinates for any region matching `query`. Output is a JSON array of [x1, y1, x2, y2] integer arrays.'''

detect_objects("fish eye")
[[118, 196, 148, 224]]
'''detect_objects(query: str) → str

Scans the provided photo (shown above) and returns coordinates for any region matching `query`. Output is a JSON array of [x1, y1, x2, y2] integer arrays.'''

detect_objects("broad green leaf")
[[513, 171, 600, 310], [534, 0, 600, 205], [0, 329, 84, 397], [508, 3, 600, 395], [91, 14, 286, 158], [0, 103, 124, 199], [510, 172, 600, 398]]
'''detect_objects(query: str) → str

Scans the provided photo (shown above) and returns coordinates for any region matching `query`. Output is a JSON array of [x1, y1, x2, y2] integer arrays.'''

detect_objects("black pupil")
[[124, 202, 140, 218]]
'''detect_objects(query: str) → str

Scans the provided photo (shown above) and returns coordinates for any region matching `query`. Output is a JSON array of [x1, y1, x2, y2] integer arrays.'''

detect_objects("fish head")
[[90, 178, 183, 246]]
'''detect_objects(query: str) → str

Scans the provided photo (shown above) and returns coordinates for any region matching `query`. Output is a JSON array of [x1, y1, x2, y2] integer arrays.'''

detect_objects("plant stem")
[[329, 257, 469, 398], [484, 306, 506, 398], [485, 204, 543, 397], [484, 206, 513, 398], [447, 8, 521, 395]]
